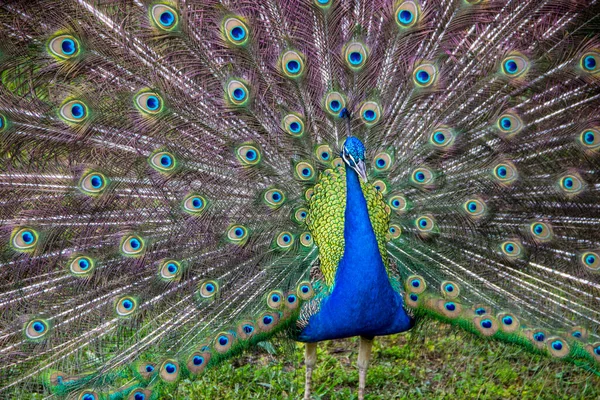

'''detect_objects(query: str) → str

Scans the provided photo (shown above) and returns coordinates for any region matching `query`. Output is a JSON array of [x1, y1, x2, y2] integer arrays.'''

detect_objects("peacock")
[[1, 0, 600, 398]]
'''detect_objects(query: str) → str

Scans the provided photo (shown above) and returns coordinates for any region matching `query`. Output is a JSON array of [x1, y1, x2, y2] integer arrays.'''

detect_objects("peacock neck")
[[334, 164, 389, 286]]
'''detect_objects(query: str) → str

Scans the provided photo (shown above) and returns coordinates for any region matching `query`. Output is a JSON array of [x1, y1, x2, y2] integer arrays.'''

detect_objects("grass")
[[172, 321, 600, 399]]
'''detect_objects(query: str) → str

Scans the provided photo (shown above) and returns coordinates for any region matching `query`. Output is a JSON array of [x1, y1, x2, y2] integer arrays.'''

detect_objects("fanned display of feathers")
[[1, 0, 600, 398]]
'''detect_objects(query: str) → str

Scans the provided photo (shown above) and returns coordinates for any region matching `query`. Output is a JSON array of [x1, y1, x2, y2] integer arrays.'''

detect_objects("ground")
[[175, 321, 600, 399]]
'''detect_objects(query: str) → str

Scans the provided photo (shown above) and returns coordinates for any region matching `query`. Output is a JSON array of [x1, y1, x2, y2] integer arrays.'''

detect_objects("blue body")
[[298, 165, 414, 342]]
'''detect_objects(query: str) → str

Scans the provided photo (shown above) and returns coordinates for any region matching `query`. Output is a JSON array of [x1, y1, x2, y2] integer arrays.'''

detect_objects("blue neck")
[[297, 164, 414, 342], [333, 165, 389, 286]]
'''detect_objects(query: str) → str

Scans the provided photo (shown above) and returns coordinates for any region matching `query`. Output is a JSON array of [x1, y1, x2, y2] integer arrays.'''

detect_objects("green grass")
[[172, 321, 600, 399]]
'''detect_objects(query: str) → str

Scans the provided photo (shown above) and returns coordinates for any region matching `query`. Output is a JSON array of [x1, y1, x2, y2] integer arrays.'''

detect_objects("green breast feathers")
[[306, 166, 391, 286]]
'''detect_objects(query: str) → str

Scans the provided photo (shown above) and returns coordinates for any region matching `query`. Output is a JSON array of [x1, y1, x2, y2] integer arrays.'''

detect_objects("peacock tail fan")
[[0, 0, 599, 397]]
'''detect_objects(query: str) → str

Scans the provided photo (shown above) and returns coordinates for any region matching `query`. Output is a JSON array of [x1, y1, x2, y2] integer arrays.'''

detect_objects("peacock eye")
[[149, 151, 177, 173], [497, 112, 523, 136], [135, 91, 163, 115], [315, 144, 333, 163], [581, 251, 599, 270], [463, 198, 486, 218], [151, 4, 179, 30], [69, 256, 96, 276], [198, 280, 220, 299], [325, 92, 346, 116], [297, 281, 314, 300], [492, 161, 518, 184], [415, 215, 435, 232], [413, 64, 437, 87], [227, 80, 249, 105], [345, 42, 368, 70], [236, 144, 261, 166], [395, 1, 420, 28], [388, 194, 407, 212], [580, 51, 599, 74], [360, 102, 381, 125], [411, 167, 434, 185], [295, 161, 315, 181], [159, 360, 180, 382], [48, 34, 80, 59], [227, 225, 249, 244], [11, 227, 39, 251], [501, 54, 529, 77], [115, 296, 138, 317], [59, 100, 89, 123], [300, 232, 313, 247], [529, 221, 553, 242], [24, 318, 51, 340], [223, 17, 249, 46], [121, 235, 145, 256], [159, 259, 181, 281], [281, 50, 305, 78], [283, 114, 305, 137], [275, 232, 294, 249], [430, 127, 455, 148], [79, 172, 108, 195], [388, 224, 402, 240], [183, 194, 207, 214], [373, 151, 392, 171]]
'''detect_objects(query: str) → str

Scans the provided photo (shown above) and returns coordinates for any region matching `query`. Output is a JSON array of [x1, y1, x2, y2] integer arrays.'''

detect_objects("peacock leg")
[[304, 342, 318, 400], [357, 336, 374, 400]]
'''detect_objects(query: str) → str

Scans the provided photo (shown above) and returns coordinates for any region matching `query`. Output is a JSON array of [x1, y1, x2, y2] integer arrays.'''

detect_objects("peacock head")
[[342, 136, 368, 182]]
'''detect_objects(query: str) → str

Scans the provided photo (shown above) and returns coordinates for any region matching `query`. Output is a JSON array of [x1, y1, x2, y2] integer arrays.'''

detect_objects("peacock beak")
[[355, 159, 368, 182]]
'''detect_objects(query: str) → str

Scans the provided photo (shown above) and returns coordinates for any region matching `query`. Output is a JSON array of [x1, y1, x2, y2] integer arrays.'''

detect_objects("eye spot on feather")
[[580, 51, 599, 74], [227, 80, 250, 106], [497, 112, 523, 136], [579, 128, 600, 150], [281, 50, 305, 78], [497, 312, 520, 332], [78, 391, 99, 400], [411, 167, 434, 185], [198, 280, 220, 299], [236, 144, 261, 166], [121, 234, 145, 256], [359, 102, 381, 125], [214, 332, 235, 353], [372, 180, 388, 194], [315, 144, 333, 163], [387, 224, 401, 240], [159, 360, 180, 382], [429, 127, 454, 149], [406, 275, 426, 293], [159, 259, 182, 281], [48, 34, 81, 60], [373, 151, 392, 172], [79, 171, 108, 196], [151, 4, 179, 30], [25, 318, 51, 340], [441, 281, 460, 298], [581, 251, 599, 270], [439, 300, 462, 318], [11, 227, 39, 252], [275, 232, 294, 249], [413, 64, 437, 87], [134, 91, 164, 115], [69, 255, 96, 277], [300, 232, 313, 247], [324, 92, 346, 116], [130, 389, 151, 400], [297, 281, 314, 300], [344, 42, 368, 70], [501, 54, 529, 77], [475, 316, 498, 336], [183, 194, 207, 215], [295, 161, 316, 181], [267, 290, 284, 309], [59, 100, 89, 123], [149, 151, 177, 173], [558, 173, 584, 195], [395, 1, 420, 28], [389, 195, 407, 212], [463, 198, 486, 218], [257, 311, 280, 332], [283, 114, 305, 137], [415, 215, 435, 234], [492, 161, 517, 184], [223, 17, 249, 46], [115, 296, 138, 317], [500, 240, 523, 259], [315, 0, 332, 7], [263, 188, 285, 209], [529, 222, 553, 242], [227, 225, 249, 244]]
